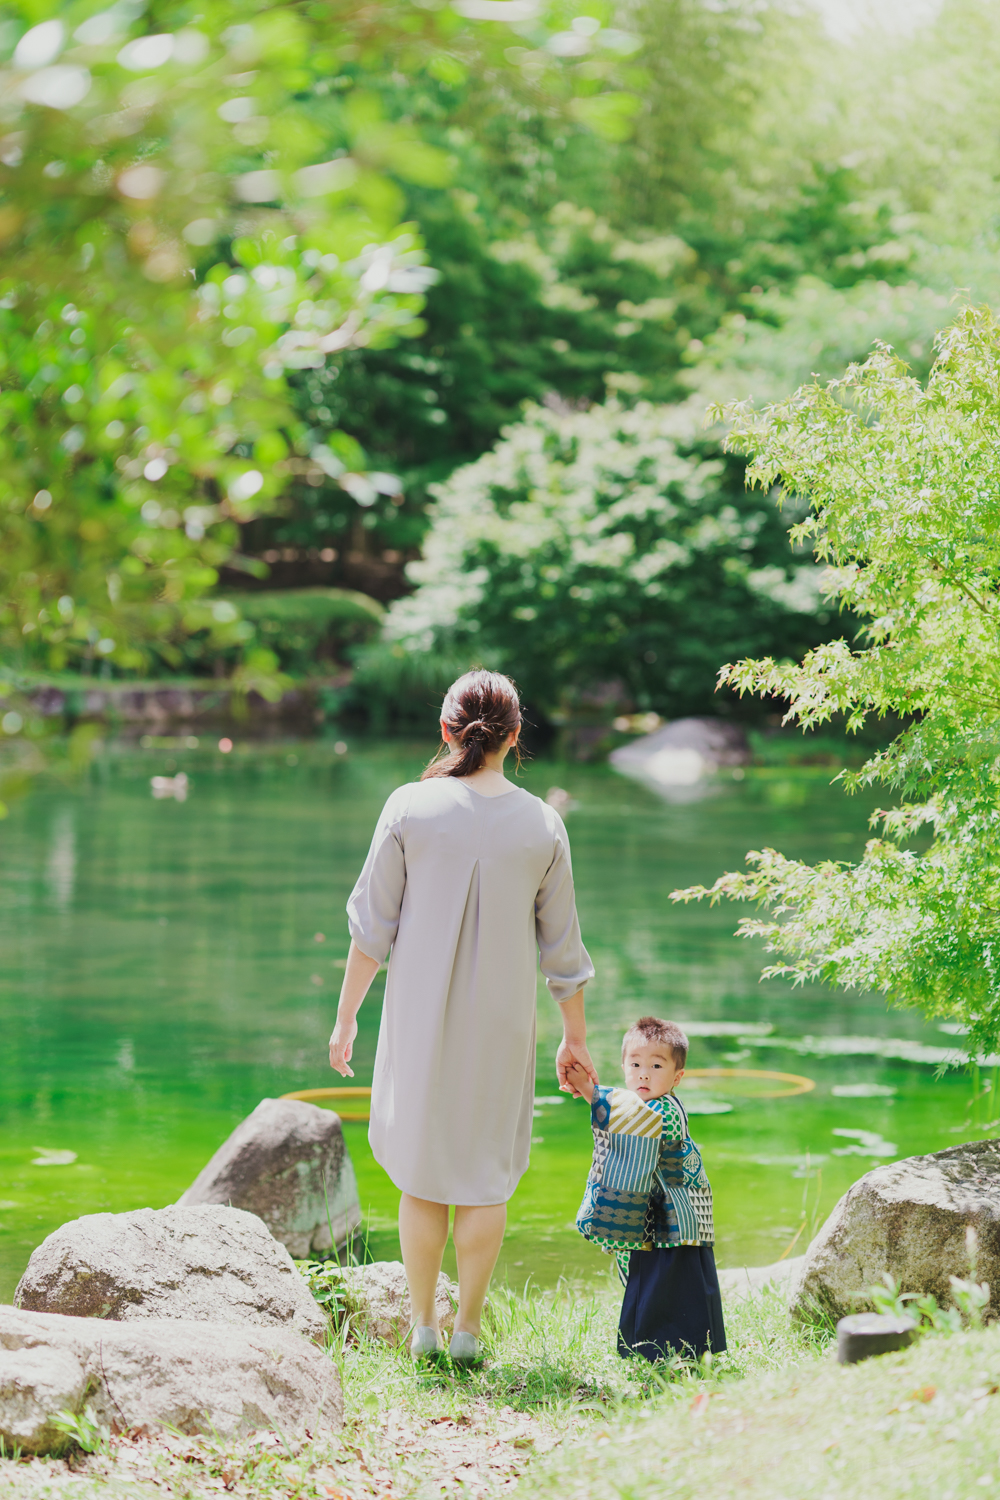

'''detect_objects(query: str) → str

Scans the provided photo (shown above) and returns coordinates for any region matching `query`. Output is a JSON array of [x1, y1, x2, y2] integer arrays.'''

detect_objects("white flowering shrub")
[[383, 400, 833, 717]]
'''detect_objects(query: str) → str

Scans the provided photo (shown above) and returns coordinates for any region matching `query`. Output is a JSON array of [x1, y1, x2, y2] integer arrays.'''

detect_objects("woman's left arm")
[[329, 940, 381, 1076], [334, 787, 407, 1076]]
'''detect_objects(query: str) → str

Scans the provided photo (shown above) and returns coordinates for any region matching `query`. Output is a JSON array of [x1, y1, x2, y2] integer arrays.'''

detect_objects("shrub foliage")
[[673, 307, 1000, 1060], [386, 399, 833, 719]]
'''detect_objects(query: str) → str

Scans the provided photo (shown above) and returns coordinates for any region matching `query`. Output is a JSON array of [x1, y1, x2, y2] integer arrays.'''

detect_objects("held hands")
[[556, 1036, 598, 1098], [564, 1060, 596, 1103], [329, 1015, 358, 1077]]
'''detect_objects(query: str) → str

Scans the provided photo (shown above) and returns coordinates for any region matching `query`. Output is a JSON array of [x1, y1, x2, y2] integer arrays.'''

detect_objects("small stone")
[[178, 1097, 362, 1258], [836, 1312, 918, 1364], [334, 1261, 458, 1342], [0, 1306, 341, 1455], [14, 1204, 327, 1344]]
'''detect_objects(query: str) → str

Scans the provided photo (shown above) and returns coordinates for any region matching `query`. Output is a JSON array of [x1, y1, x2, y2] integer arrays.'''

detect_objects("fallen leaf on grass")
[[690, 1391, 711, 1416], [912, 1386, 937, 1403]]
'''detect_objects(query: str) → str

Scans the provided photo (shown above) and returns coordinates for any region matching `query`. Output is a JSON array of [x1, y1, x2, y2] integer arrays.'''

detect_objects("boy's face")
[[622, 1040, 684, 1100]]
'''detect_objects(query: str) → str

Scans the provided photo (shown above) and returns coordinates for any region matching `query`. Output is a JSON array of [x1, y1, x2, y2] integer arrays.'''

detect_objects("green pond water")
[[0, 736, 990, 1303]]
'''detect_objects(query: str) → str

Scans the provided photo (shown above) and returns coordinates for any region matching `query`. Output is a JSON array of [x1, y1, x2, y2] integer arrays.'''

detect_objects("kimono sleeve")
[[346, 787, 408, 963], [534, 810, 595, 1002]]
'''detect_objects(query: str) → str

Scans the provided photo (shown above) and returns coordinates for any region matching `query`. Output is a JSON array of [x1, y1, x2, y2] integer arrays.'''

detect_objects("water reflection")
[[45, 808, 75, 911], [0, 738, 990, 1297]]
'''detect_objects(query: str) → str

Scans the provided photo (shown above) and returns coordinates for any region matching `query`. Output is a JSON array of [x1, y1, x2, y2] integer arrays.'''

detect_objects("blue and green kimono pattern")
[[575, 1086, 715, 1276]]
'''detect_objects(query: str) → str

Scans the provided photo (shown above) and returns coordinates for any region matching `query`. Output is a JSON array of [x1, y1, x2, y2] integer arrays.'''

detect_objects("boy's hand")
[[556, 1036, 598, 1095], [564, 1060, 596, 1103]]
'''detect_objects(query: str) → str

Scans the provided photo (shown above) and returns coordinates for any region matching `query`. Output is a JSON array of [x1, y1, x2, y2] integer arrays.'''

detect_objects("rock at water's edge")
[[14, 1203, 327, 1344], [335, 1261, 458, 1342], [610, 718, 749, 795], [718, 1256, 805, 1302], [0, 1305, 341, 1455], [178, 1097, 362, 1258], [789, 1137, 1000, 1323]]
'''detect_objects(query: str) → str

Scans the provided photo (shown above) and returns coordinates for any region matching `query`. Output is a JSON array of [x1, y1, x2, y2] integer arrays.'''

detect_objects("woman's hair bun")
[[421, 670, 522, 781]]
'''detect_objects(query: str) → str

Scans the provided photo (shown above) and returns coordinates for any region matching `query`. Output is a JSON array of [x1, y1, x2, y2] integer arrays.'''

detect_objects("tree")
[[0, 0, 638, 683], [0, 0, 460, 683], [380, 397, 835, 722], [673, 306, 1000, 1063], [249, 198, 721, 568]]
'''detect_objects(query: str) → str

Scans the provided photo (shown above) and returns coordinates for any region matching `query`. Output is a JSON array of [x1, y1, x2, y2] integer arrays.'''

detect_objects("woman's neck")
[[458, 749, 509, 787], [460, 763, 513, 796]]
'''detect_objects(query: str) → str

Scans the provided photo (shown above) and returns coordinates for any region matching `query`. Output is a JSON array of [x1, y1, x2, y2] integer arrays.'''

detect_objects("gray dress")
[[347, 777, 594, 1205]]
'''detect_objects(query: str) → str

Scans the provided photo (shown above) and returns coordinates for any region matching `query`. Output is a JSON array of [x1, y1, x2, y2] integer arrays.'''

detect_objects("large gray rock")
[[335, 1261, 458, 1343], [14, 1204, 327, 1344], [178, 1097, 362, 1258], [0, 1306, 341, 1455], [718, 1256, 805, 1302], [790, 1138, 1000, 1323], [610, 717, 749, 796]]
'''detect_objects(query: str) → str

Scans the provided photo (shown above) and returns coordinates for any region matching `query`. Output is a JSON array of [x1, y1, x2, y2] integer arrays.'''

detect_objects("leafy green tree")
[[379, 397, 835, 722], [0, 0, 460, 683], [255, 0, 960, 572], [684, 277, 957, 409], [673, 306, 1000, 1061], [253, 197, 720, 561], [0, 0, 636, 683]]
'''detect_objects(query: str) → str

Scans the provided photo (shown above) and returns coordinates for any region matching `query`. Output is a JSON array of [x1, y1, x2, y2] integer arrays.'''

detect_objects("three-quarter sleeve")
[[534, 812, 595, 1002], [347, 788, 408, 963]]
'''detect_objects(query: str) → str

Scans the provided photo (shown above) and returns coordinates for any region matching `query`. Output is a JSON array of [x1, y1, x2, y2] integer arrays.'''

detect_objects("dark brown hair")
[[621, 1016, 689, 1069], [421, 669, 522, 780]]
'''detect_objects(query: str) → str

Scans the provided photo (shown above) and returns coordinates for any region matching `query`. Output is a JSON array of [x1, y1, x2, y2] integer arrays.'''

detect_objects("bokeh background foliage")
[[11, 0, 1000, 722], [0, 0, 637, 682]]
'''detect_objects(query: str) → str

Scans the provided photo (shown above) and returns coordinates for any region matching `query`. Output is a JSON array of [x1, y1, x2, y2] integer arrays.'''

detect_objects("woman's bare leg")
[[399, 1193, 450, 1330], [452, 1203, 507, 1337]]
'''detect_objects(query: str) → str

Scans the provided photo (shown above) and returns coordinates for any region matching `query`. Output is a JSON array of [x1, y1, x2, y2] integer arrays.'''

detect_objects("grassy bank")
[[532, 1318, 1000, 1500], [1, 1277, 821, 1498], [3, 1277, 996, 1499]]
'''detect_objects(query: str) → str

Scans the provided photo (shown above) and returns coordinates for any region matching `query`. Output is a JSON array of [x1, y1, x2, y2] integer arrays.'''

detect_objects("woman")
[[328, 670, 596, 1361]]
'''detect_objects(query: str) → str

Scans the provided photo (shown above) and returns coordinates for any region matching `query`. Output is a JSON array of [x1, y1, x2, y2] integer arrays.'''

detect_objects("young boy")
[[566, 1016, 726, 1364]]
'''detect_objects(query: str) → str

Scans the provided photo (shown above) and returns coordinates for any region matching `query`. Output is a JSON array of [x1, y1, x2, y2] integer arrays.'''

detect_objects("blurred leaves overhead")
[[0, 0, 638, 678]]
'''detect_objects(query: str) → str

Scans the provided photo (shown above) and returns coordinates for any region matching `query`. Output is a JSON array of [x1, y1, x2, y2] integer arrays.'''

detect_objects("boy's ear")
[[673, 1067, 685, 1085]]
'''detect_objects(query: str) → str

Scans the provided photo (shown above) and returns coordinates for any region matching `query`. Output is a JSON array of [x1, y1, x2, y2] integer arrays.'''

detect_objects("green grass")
[[0, 1278, 822, 1497], [4, 1279, 997, 1498], [530, 1321, 1000, 1500]]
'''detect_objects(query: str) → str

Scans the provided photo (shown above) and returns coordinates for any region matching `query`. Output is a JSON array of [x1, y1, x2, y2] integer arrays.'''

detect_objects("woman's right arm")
[[329, 940, 382, 1076], [334, 787, 408, 1076]]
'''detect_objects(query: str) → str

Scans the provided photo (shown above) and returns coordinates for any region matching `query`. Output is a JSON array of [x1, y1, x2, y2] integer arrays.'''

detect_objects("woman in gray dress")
[[329, 670, 596, 1361]]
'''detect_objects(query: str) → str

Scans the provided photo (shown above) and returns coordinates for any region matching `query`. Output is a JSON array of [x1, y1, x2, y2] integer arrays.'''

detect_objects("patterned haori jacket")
[[576, 1086, 714, 1277]]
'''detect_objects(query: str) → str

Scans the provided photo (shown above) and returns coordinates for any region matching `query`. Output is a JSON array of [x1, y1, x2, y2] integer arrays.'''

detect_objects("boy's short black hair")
[[621, 1016, 689, 1069]]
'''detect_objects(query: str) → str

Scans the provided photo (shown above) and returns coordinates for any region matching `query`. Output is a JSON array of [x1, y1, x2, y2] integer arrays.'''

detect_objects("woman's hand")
[[329, 1014, 358, 1077], [328, 941, 381, 1076], [556, 1036, 598, 1096]]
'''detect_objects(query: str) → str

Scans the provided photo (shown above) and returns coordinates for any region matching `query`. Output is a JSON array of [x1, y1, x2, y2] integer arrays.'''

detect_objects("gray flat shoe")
[[411, 1325, 442, 1360], [449, 1330, 481, 1365]]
